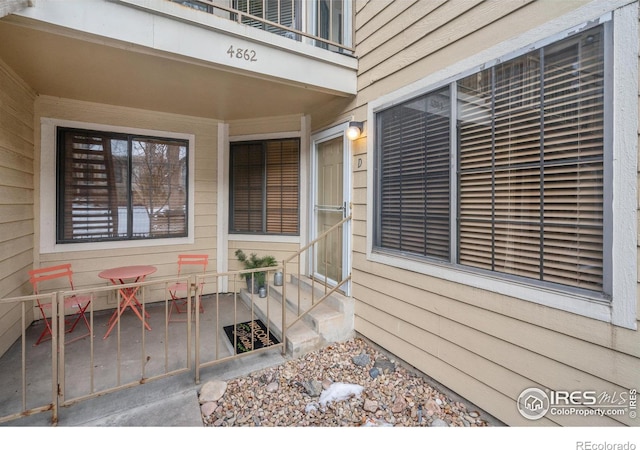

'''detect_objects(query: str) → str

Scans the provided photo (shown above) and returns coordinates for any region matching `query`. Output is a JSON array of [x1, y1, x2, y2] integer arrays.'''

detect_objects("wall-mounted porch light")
[[346, 121, 363, 141]]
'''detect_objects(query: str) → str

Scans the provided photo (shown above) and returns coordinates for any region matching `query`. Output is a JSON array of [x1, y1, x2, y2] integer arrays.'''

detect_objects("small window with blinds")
[[57, 128, 188, 243], [374, 24, 607, 296], [230, 138, 300, 235]]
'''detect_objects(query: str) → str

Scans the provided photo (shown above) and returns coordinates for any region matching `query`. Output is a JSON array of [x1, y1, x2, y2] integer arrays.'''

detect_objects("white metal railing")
[[280, 214, 351, 350], [0, 293, 58, 425], [0, 215, 352, 424], [55, 277, 194, 408], [193, 269, 285, 384], [169, 0, 354, 54], [0, 276, 195, 424]]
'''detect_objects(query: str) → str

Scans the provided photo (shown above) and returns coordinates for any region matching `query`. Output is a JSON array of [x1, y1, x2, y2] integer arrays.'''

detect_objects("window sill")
[[42, 236, 194, 254], [228, 234, 300, 244]]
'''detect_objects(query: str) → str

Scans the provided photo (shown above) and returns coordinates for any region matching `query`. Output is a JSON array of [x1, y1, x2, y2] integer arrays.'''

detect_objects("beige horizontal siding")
[[350, 0, 640, 426], [229, 114, 302, 137], [356, 0, 426, 46], [357, 0, 589, 105], [358, 0, 484, 73], [0, 58, 35, 356], [357, 315, 598, 427], [356, 267, 636, 389], [360, 279, 634, 426], [228, 241, 299, 269]]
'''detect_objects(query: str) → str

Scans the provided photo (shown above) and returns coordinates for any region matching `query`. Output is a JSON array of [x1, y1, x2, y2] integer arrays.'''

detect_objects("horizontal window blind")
[[234, 0, 300, 34], [266, 140, 299, 234], [457, 26, 604, 291], [231, 142, 265, 233], [59, 131, 121, 241], [376, 88, 451, 260], [230, 139, 300, 235], [58, 129, 188, 243], [375, 24, 607, 295]]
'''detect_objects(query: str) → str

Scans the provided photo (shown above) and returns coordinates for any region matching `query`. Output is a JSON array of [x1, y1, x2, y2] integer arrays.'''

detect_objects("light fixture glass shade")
[[346, 121, 363, 141]]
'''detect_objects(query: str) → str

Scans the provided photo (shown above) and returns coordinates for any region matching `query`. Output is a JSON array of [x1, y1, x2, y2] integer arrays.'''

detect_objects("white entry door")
[[311, 125, 351, 291]]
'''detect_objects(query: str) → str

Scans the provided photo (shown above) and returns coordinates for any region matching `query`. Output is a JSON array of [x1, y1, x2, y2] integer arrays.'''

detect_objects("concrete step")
[[238, 275, 354, 358], [238, 288, 325, 359], [268, 278, 353, 342], [289, 274, 354, 314]]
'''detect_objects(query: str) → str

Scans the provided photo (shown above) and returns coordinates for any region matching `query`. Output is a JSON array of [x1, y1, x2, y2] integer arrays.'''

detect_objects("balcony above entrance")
[[0, 0, 357, 120]]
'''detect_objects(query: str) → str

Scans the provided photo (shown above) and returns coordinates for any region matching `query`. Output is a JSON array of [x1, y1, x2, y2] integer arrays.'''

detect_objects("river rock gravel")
[[200, 337, 490, 427]]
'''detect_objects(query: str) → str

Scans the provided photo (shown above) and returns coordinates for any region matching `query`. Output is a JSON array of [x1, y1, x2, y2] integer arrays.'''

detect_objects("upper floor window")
[[374, 24, 607, 296], [315, 0, 350, 51], [230, 138, 300, 235], [234, 0, 302, 37], [57, 128, 188, 243]]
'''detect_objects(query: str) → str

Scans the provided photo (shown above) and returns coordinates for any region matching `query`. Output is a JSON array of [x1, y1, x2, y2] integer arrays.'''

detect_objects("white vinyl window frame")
[[366, 1, 637, 330], [309, 0, 353, 49], [225, 130, 304, 244], [39, 118, 196, 253], [228, 137, 301, 236]]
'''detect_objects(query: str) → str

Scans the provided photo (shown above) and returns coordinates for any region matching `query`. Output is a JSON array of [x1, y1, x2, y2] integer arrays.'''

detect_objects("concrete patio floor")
[[0, 293, 287, 426]]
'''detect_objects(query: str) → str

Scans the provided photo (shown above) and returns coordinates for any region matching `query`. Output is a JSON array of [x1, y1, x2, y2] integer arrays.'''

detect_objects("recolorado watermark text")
[[576, 442, 636, 450]]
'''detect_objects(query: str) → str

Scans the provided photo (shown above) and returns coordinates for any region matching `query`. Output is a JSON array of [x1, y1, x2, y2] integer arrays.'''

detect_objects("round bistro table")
[[98, 265, 157, 339]]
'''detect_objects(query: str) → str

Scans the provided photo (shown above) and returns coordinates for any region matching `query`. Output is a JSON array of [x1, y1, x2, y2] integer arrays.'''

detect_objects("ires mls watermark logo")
[[517, 387, 637, 421], [517, 388, 551, 420]]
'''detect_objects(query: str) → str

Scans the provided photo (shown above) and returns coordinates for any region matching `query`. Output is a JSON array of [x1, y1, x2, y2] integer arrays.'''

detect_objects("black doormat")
[[223, 319, 279, 354]]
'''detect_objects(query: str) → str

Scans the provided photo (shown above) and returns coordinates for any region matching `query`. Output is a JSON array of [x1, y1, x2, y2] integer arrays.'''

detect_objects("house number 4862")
[[227, 45, 258, 62]]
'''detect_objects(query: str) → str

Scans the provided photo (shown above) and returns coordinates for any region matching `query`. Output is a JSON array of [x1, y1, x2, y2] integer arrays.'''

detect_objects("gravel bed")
[[200, 337, 491, 427]]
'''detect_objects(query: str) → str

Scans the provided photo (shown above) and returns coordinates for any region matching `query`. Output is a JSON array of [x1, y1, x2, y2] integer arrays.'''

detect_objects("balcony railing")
[[169, 0, 354, 54]]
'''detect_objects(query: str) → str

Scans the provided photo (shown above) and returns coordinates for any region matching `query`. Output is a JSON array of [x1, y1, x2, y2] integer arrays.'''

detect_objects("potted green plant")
[[235, 249, 278, 294]]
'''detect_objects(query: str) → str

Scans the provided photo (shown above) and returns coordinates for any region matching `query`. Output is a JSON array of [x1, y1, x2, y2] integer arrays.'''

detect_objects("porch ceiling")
[[0, 17, 348, 120]]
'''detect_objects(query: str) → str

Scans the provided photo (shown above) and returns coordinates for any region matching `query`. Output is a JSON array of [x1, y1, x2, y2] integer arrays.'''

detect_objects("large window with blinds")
[[374, 24, 607, 295], [230, 139, 300, 235], [57, 128, 188, 243]]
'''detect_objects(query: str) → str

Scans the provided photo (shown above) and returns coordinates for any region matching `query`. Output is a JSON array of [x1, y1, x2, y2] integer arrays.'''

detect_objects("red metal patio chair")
[[29, 263, 92, 346], [167, 254, 208, 322]]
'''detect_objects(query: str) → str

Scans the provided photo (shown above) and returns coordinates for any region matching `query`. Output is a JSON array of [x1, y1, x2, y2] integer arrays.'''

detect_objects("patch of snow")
[[305, 403, 318, 414], [361, 418, 393, 427], [318, 382, 364, 407]]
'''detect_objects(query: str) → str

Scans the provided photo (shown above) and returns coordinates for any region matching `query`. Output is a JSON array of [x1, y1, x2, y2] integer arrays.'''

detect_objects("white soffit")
[[12, 0, 357, 96]]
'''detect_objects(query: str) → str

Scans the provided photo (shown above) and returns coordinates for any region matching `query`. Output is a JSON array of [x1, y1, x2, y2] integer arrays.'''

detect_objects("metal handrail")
[[284, 214, 352, 265], [281, 214, 352, 353], [285, 276, 349, 331]]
